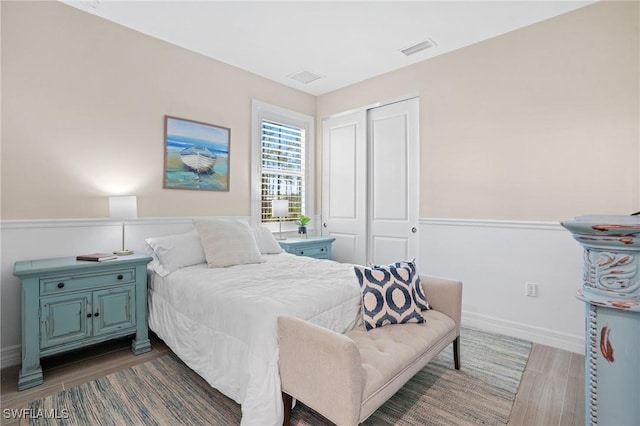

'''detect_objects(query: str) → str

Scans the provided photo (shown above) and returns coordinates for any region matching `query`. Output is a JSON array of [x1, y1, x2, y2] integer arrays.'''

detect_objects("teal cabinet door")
[[40, 293, 91, 349], [93, 285, 135, 336]]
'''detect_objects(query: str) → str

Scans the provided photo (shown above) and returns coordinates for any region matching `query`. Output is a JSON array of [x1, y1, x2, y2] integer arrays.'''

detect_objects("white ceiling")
[[62, 0, 596, 96]]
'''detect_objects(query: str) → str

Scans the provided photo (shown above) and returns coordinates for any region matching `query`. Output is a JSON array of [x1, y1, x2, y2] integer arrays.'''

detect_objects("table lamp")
[[109, 195, 137, 255], [272, 199, 289, 240]]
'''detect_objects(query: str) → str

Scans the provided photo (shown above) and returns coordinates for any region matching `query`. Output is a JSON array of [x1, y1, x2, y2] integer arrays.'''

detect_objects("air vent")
[[400, 39, 437, 56], [79, 0, 100, 8], [288, 69, 323, 84]]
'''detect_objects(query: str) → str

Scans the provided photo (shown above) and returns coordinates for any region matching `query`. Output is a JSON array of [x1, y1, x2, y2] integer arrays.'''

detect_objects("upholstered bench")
[[278, 275, 462, 426]]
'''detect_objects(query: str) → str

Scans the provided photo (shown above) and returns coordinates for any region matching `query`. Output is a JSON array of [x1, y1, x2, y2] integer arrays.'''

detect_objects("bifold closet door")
[[322, 98, 419, 266]]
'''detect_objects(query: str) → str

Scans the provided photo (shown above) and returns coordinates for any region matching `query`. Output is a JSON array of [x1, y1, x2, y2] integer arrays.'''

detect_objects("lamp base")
[[113, 249, 134, 256]]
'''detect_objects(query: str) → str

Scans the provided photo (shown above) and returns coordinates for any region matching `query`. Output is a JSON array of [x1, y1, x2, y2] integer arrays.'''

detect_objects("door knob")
[[323, 223, 328, 228], [411, 227, 417, 233]]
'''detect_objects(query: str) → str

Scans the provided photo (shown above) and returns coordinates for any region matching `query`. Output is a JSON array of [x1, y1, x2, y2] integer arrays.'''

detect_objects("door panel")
[[93, 286, 136, 336], [328, 125, 358, 219], [327, 232, 358, 265], [40, 293, 91, 349], [368, 99, 419, 265], [371, 113, 409, 221], [322, 111, 367, 265], [371, 236, 409, 265]]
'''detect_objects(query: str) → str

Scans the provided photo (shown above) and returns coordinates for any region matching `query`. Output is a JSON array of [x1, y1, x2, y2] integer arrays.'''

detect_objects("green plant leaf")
[[296, 214, 310, 226]]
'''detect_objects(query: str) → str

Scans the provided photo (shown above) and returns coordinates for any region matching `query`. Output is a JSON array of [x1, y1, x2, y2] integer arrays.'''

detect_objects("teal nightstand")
[[278, 237, 335, 260], [14, 253, 152, 390]]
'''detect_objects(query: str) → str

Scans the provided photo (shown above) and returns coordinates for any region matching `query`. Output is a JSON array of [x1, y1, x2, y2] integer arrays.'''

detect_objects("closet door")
[[368, 98, 419, 265], [322, 98, 419, 266], [321, 111, 367, 265]]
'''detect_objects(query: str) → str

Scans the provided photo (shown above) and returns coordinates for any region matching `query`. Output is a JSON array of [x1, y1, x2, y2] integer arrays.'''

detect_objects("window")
[[251, 100, 314, 231]]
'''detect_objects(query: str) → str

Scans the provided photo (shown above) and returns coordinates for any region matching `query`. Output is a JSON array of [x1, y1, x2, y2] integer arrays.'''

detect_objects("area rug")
[[22, 328, 531, 425]]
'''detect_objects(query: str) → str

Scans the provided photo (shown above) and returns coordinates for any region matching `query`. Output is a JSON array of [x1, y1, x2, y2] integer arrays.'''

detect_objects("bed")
[[144, 219, 362, 426]]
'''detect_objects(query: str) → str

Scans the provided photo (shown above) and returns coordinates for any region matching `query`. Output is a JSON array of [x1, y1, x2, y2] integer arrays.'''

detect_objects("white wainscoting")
[[1, 216, 586, 369], [419, 218, 585, 354], [0, 217, 207, 369]]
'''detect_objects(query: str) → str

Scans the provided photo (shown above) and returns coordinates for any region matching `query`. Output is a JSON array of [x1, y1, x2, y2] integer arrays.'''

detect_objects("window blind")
[[261, 119, 305, 223]]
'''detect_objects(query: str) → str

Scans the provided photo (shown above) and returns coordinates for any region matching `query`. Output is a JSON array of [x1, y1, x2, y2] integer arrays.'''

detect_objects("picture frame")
[[163, 115, 230, 191]]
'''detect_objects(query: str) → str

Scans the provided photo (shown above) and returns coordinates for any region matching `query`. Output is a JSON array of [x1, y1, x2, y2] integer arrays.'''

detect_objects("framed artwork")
[[163, 115, 230, 191]]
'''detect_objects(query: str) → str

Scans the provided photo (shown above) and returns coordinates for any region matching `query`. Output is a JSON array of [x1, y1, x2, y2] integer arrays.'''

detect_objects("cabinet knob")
[[87, 313, 92, 318], [117, 275, 123, 280], [57, 283, 65, 289], [300, 251, 304, 255], [94, 312, 99, 317], [320, 248, 325, 251]]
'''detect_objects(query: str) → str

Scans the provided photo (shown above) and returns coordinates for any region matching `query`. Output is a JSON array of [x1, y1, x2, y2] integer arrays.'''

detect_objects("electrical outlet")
[[526, 282, 537, 297]]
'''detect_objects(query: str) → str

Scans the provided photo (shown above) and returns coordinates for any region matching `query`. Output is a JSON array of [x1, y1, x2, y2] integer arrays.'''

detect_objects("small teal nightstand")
[[14, 253, 152, 390], [278, 237, 335, 260]]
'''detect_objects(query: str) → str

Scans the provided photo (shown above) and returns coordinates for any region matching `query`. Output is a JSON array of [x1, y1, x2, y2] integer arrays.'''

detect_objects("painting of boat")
[[164, 115, 230, 191], [180, 145, 217, 173]]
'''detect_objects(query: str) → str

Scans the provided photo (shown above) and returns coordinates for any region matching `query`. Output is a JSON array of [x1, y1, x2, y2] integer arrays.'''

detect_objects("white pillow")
[[252, 225, 284, 254], [194, 218, 265, 268], [144, 231, 206, 277]]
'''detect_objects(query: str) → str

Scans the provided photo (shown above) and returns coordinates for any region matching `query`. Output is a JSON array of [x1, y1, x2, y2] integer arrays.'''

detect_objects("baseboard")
[[1, 344, 21, 369], [462, 311, 584, 354]]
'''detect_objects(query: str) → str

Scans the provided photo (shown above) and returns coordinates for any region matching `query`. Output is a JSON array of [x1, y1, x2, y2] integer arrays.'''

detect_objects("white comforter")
[[148, 253, 361, 426]]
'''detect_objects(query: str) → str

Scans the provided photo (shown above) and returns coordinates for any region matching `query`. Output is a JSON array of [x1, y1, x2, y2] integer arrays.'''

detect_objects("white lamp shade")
[[109, 196, 138, 220], [272, 199, 289, 218]]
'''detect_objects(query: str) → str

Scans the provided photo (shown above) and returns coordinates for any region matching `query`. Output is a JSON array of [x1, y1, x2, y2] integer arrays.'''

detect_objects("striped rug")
[[23, 328, 531, 425]]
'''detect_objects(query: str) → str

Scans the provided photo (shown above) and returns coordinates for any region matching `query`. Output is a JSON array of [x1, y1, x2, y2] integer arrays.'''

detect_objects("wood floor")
[[509, 344, 585, 426], [1, 335, 584, 426]]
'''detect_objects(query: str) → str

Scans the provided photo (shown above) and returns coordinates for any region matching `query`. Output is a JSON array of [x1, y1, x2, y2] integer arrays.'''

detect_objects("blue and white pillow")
[[354, 265, 425, 331], [373, 259, 430, 311]]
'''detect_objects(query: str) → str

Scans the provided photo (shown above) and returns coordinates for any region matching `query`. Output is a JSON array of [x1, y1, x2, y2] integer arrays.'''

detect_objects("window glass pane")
[[261, 120, 304, 172], [260, 119, 305, 223], [261, 173, 304, 223]]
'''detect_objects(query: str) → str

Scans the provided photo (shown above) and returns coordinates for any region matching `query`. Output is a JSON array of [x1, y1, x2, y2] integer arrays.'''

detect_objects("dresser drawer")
[[40, 268, 136, 295], [291, 245, 330, 259], [279, 237, 335, 260]]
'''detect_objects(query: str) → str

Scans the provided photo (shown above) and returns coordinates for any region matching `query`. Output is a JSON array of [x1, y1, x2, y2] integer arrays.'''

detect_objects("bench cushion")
[[346, 309, 457, 421]]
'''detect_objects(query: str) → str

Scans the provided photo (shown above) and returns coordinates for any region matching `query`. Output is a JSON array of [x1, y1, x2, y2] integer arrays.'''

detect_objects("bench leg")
[[282, 392, 292, 426], [453, 336, 461, 370]]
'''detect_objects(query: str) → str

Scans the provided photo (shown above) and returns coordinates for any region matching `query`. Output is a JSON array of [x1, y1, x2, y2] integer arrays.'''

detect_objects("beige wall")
[[2, 1, 638, 222], [1, 1, 315, 219], [317, 1, 640, 221]]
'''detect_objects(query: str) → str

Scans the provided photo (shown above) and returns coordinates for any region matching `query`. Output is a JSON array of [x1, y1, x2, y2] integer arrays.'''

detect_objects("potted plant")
[[296, 214, 310, 237]]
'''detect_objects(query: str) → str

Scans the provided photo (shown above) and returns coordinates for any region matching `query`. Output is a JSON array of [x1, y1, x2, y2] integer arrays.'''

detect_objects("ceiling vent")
[[79, 0, 100, 8], [400, 39, 437, 56], [288, 69, 323, 84]]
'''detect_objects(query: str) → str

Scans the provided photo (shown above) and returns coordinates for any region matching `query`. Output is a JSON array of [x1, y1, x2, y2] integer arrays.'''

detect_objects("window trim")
[[251, 100, 314, 232]]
